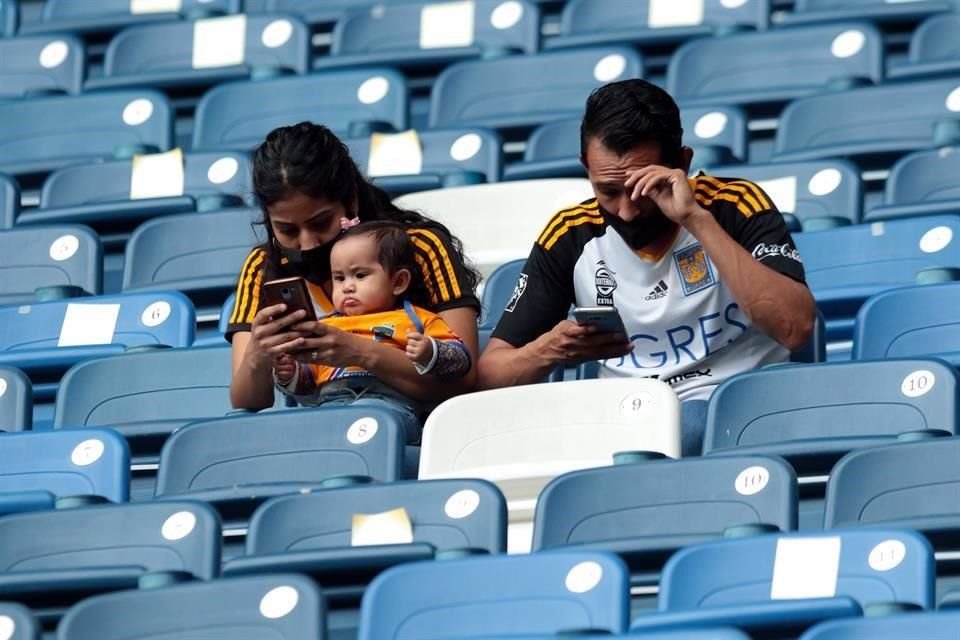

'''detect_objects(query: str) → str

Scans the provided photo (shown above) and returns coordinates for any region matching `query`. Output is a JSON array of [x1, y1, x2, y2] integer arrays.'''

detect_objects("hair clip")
[[340, 216, 361, 230]]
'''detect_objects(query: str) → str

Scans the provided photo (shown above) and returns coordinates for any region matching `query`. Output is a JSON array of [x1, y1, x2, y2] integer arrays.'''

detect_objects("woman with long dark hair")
[[227, 122, 481, 411]]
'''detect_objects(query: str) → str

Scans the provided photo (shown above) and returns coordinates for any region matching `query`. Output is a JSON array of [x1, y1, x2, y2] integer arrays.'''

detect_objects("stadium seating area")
[[3, 0, 960, 638]]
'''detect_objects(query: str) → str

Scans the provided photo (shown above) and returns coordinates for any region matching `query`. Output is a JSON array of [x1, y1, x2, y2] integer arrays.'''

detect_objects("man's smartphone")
[[573, 306, 628, 336], [262, 276, 318, 322]]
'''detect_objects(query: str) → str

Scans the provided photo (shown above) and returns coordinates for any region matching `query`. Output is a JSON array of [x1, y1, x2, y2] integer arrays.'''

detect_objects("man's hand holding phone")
[[538, 306, 633, 366]]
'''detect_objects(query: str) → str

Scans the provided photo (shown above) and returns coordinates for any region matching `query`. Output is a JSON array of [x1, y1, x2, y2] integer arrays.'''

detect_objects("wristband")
[[413, 337, 439, 375]]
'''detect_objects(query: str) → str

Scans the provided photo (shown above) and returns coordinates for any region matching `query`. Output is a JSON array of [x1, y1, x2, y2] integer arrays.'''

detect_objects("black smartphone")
[[262, 276, 318, 322], [573, 306, 628, 335]]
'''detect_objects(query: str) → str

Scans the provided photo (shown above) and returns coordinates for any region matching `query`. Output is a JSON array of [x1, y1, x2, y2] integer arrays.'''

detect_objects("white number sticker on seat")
[[901, 370, 935, 398], [735, 465, 769, 496], [347, 417, 379, 444]]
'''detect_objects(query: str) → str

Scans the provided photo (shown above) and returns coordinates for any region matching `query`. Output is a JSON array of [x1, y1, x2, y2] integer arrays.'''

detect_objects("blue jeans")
[[681, 399, 709, 457]]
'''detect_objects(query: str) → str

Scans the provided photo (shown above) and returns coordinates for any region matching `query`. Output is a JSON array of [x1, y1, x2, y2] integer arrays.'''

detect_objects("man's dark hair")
[[337, 221, 432, 308], [580, 79, 684, 167]]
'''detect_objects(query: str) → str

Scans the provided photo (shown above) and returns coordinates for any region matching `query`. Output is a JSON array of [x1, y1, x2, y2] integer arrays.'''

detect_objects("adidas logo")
[[645, 280, 669, 301]]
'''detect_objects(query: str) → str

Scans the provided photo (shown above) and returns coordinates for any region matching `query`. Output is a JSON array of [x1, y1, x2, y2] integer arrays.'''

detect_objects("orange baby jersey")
[[308, 302, 463, 383]]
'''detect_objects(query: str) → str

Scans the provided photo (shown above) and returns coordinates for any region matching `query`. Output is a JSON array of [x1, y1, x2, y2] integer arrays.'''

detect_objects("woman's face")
[[268, 192, 349, 250]]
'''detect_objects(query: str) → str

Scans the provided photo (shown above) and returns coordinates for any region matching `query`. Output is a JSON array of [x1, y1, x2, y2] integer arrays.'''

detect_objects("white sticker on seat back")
[[260, 586, 300, 619], [130, 148, 185, 200], [901, 370, 935, 398], [756, 176, 797, 214], [421, 1, 475, 49], [649, 0, 704, 28], [0, 378, 7, 399], [49, 234, 79, 261], [868, 539, 906, 572], [0, 616, 14, 640], [565, 561, 604, 593], [770, 537, 841, 600], [58, 304, 121, 347], [193, 15, 247, 69], [367, 130, 424, 177], [131, 0, 182, 14]]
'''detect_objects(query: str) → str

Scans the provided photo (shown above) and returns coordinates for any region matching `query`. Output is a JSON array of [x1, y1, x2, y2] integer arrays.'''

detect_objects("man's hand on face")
[[624, 165, 704, 227], [542, 319, 633, 366]]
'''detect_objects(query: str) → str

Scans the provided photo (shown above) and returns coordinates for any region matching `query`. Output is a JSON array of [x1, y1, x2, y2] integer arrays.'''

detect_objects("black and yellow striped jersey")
[[226, 227, 480, 341]]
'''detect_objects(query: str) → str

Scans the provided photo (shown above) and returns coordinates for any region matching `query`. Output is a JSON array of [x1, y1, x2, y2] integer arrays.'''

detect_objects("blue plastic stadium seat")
[[358, 551, 630, 639], [793, 215, 960, 342], [707, 161, 862, 231], [671, 22, 883, 109], [53, 346, 234, 459], [533, 455, 797, 582], [87, 15, 311, 92], [224, 479, 506, 596], [122, 208, 262, 313], [774, 78, 960, 166], [889, 14, 960, 81], [0, 91, 173, 179], [801, 611, 960, 640], [317, 0, 539, 71], [479, 258, 525, 330], [0, 173, 19, 229], [155, 407, 406, 523], [825, 436, 960, 547], [0, 604, 36, 640], [865, 147, 960, 222], [193, 70, 408, 151], [0, 225, 102, 305], [20, 152, 252, 248], [0, 367, 31, 432], [0, 429, 129, 515], [503, 106, 747, 180], [0, 292, 195, 402], [778, 0, 959, 27], [703, 358, 959, 474], [19, 0, 241, 36], [429, 47, 643, 131], [0, 34, 83, 98], [630, 529, 934, 635], [346, 128, 502, 194], [853, 282, 960, 364], [244, 0, 375, 25], [0, 500, 220, 611], [547, 0, 768, 50], [58, 574, 324, 640], [192, 292, 235, 346], [1, 0, 16, 37]]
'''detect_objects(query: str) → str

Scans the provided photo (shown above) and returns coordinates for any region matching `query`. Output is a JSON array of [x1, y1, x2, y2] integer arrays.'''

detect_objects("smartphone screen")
[[572, 306, 627, 336], [262, 277, 318, 322]]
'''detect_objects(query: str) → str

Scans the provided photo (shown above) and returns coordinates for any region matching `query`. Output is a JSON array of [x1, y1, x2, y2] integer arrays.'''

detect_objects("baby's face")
[[331, 234, 398, 316]]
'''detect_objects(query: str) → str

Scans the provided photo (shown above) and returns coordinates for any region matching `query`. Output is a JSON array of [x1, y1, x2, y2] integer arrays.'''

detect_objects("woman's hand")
[[245, 304, 309, 369], [293, 320, 372, 369]]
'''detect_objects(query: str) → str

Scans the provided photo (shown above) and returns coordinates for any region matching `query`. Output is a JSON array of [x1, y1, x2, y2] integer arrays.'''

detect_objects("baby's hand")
[[405, 331, 434, 366], [273, 353, 297, 384]]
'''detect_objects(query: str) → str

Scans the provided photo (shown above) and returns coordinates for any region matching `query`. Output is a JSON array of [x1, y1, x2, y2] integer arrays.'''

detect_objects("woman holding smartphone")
[[227, 122, 481, 411]]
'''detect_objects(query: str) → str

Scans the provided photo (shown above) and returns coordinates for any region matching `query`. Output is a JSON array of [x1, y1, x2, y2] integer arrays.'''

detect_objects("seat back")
[[1, 0, 16, 37], [0, 173, 18, 228], [0, 292, 195, 358], [0, 367, 32, 432], [0, 603, 36, 640], [659, 529, 934, 612], [0, 225, 102, 305], [0, 500, 220, 578], [34, 0, 241, 32], [333, 0, 539, 56], [534, 455, 797, 556], [193, 70, 408, 151], [825, 436, 960, 536], [358, 551, 629, 639], [669, 23, 883, 106], [58, 574, 323, 640], [394, 179, 595, 279], [0, 34, 84, 98], [53, 347, 234, 457], [775, 78, 960, 162], [479, 258, 525, 328], [883, 147, 960, 207], [244, 0, 374, 25], [854, 282, 960, 361], [707, 161, 862, 228], [799, 610, 960, 640], [156, 407, 405, 497], [247, 479, 506, 555], [103, 14, 310, 77], [704, 359, 960, 461], [907, 14, 960, 65], [0, 429, 129, 504], [559, 0, 768, 36], [122, 208, 262, 309], [0, 91, 173, 178], [41, 151, 252, 210], [429, 47, 643, 129], [793, 0, 960, 18], [346, 128, 502, 184]]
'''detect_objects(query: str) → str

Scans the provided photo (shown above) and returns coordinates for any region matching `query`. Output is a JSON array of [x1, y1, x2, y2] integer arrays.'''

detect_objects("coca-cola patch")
[[752, 243, 802, 263]]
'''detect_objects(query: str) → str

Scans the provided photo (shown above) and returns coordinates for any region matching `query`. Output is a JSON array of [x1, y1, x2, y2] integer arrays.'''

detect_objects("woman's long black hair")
[[251, 122, 480, 301]]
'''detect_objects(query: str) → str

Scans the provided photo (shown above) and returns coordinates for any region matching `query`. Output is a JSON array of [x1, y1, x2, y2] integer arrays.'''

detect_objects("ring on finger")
[[311, 350, 320, 362]]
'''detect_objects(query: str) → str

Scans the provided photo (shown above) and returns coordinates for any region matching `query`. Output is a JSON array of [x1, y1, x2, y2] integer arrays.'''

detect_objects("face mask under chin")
[[600, 206, 677, 251]]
